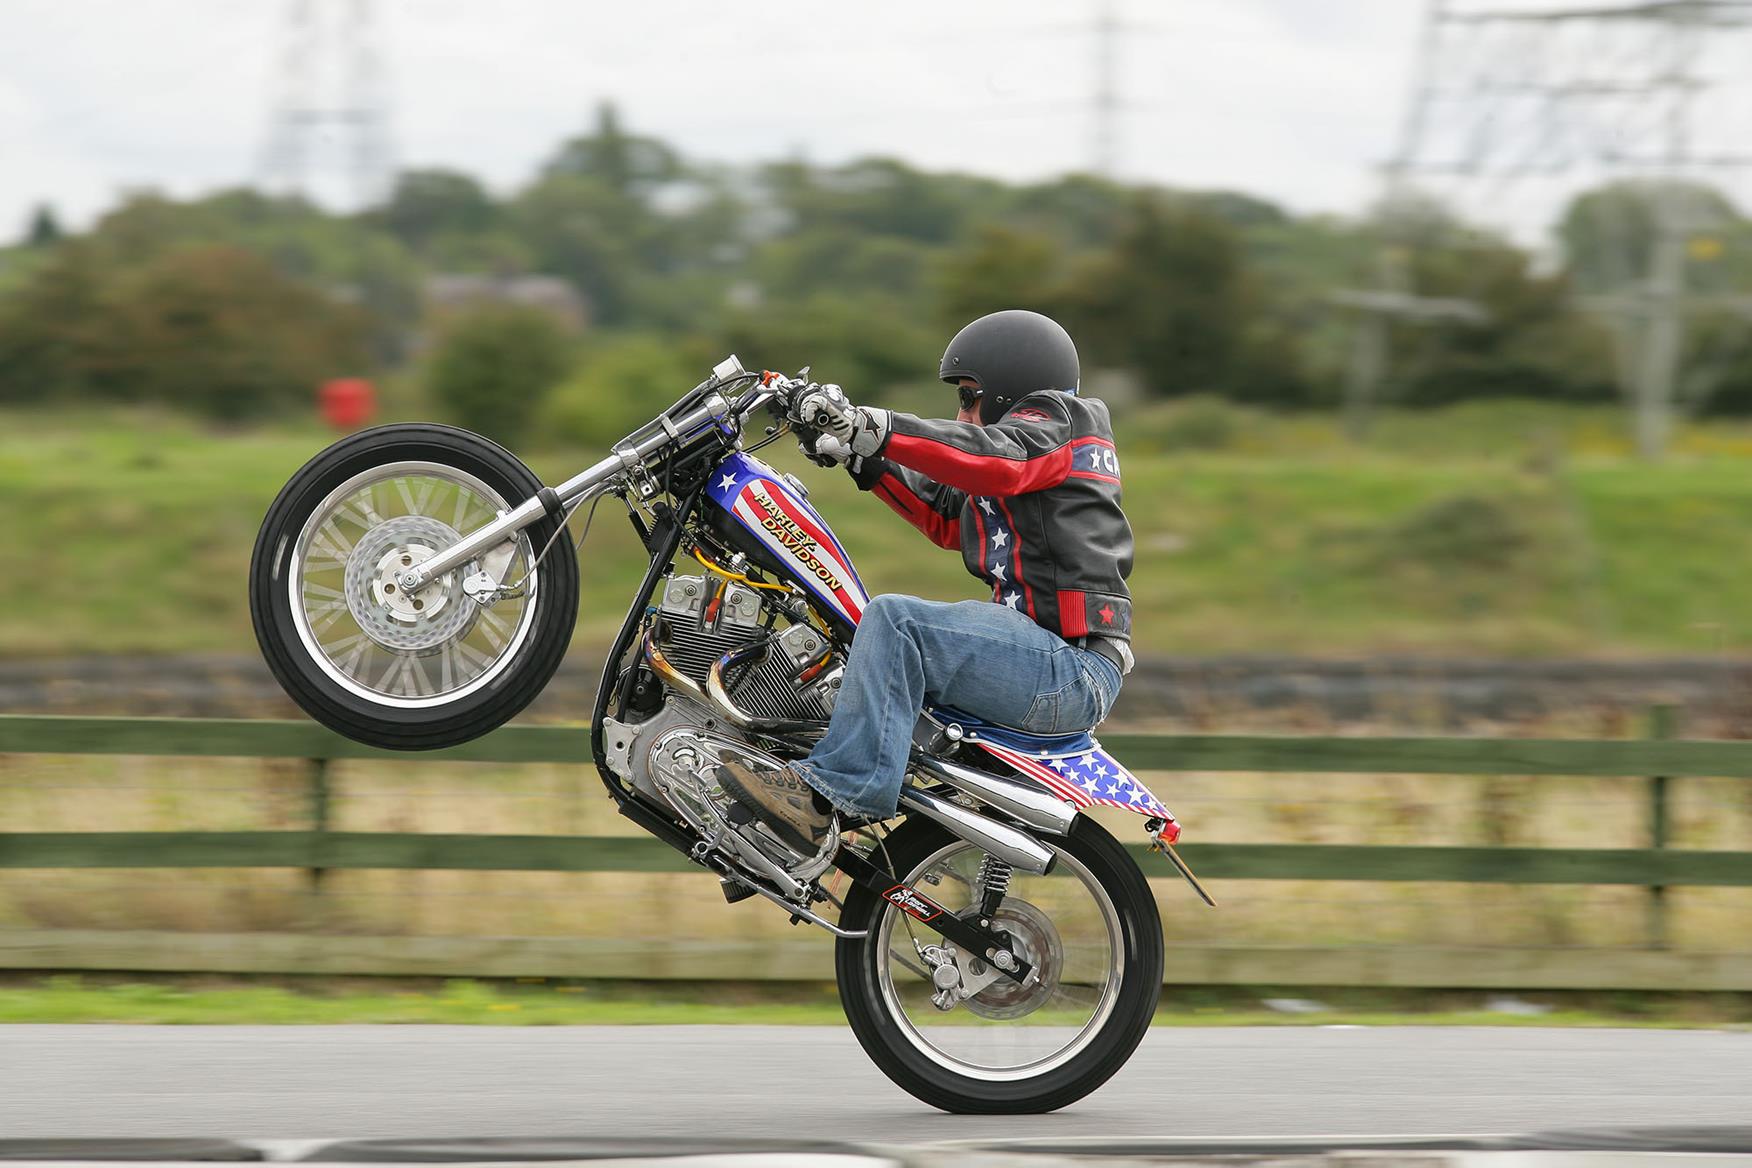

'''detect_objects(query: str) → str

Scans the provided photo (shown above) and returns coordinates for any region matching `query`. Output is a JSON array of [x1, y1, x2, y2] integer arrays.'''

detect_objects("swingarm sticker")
[[882, 884, 945, 922]]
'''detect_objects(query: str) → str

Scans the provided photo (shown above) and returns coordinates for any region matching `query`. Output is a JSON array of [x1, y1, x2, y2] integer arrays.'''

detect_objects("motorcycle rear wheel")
[[836, 816, 1162, 1114], [249, 423, 579, 750]]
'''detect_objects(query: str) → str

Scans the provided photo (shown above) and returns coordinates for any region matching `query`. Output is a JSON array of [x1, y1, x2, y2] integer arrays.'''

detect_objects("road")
[[1, 1025, 1746, 1145]]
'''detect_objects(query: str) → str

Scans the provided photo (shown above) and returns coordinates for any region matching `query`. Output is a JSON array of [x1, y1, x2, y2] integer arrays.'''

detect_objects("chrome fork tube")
[[400, 394, 729, 591]]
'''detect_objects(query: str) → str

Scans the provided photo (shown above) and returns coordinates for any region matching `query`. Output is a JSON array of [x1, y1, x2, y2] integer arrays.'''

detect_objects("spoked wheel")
[[836, 816, 1162, 1114], [250, 424, 578, 750]]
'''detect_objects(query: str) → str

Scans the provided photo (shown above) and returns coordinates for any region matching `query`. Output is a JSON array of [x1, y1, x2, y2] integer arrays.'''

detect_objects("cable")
[[689, 548, 790, 593]]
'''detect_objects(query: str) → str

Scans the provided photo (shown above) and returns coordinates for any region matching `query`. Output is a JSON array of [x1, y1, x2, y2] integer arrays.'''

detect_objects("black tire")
[[249, 423, 579, 750], [835, 816, 1163, 1114]]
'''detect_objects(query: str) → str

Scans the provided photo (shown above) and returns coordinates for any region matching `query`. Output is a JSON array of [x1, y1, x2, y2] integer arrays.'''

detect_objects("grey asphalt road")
[[0, 1025, 1746, 1144]]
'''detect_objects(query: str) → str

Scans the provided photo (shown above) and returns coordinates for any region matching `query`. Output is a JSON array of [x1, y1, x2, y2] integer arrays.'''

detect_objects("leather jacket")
[[850, 389, 1135, 654]]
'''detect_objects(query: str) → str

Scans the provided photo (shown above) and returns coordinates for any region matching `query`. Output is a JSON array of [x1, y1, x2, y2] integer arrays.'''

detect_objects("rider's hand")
[[797, 431, 849, 468], [795, 384, 888, 459]]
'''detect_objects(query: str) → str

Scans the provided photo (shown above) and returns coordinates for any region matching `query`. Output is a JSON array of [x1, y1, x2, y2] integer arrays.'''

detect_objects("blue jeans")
[[793, 595, 1123, 818]]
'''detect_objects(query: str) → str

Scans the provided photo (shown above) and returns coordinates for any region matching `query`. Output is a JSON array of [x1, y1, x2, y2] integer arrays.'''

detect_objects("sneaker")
[[715, 760, 833, 853]]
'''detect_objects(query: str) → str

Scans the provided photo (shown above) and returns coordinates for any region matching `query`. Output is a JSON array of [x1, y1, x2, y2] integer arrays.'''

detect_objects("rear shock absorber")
[[974, 853, 1013, 922]]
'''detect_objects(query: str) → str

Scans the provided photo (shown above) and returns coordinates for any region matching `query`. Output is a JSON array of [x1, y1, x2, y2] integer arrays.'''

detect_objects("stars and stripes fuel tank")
[[704, 452, 871, 632]]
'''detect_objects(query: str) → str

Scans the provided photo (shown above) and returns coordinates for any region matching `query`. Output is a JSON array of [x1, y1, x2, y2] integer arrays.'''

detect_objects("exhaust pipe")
[[899, 786, 1057, 875], [913, 754, 1077, 837], [642, 628, 827, 737]]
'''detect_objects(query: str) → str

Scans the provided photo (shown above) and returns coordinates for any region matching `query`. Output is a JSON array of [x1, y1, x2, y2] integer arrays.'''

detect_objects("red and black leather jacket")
[[850, 389, 1135, 645]]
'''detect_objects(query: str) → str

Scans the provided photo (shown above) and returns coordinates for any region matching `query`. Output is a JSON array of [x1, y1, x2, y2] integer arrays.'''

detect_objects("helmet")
[[938, 309, 1080, 425]]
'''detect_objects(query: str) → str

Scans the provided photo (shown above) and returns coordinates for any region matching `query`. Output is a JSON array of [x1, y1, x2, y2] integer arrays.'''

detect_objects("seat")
[[922, 703, 1097, 756]]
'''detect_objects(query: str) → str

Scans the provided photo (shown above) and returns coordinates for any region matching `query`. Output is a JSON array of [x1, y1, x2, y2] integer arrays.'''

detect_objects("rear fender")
[[973, 737, 1181, 844]]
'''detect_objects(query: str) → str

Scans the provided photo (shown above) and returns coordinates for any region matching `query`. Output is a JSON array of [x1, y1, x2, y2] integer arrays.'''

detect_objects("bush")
[[538, 333, 700, 449], [0, 242, 368, 419], [426, 305, 573, 445]]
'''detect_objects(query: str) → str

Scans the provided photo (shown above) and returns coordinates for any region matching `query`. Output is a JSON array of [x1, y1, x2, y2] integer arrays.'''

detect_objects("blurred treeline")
[[6, 103, 1752, 447]]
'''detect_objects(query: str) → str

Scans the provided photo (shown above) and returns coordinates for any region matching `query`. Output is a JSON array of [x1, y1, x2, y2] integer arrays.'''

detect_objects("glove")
[[795, 384, 888, 460], [797, 431, 849, 468]]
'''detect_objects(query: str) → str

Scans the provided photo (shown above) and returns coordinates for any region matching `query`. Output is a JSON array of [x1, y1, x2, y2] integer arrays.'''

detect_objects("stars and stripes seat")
[[920, 704, 1177, 827]]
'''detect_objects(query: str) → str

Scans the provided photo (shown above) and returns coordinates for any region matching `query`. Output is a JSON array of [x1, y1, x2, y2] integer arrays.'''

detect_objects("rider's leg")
[[719, 595, 1120, 842]]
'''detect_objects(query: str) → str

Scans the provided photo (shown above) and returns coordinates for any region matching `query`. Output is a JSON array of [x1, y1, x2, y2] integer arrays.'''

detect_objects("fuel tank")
[[704, 452, 870, 633]]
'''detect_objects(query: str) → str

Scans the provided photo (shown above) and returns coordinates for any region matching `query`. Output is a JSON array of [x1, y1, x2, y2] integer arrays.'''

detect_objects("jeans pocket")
[[1022, 684, 1067, 735], [1057, 667, 1108, 731], [1083, 658, 1121, 721]]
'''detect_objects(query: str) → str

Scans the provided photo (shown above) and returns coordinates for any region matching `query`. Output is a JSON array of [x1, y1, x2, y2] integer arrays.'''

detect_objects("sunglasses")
[[957, 385, 983, 411]]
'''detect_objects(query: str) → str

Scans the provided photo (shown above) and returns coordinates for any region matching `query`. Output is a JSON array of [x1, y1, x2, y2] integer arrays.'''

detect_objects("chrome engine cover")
[[602, 700, 835, 887], [600, 573, 849, 890]]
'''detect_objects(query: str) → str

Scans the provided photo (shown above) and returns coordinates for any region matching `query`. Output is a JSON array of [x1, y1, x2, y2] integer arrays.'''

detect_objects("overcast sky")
[[0, 0, 1441, 236], [9, 1, 1749, 247]]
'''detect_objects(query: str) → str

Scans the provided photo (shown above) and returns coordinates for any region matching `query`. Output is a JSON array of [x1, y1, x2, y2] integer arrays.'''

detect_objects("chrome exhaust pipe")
[[913, 754, 1077, 837], [898, 786, 1057, 875]]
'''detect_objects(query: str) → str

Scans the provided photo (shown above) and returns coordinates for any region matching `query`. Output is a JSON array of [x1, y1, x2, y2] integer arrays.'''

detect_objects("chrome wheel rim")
[[874, 840, 1123, 1082], [287, 461, 541, 708]]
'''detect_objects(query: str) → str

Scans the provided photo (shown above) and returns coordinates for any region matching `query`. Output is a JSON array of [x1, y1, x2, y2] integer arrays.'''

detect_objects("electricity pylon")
[[259, 0, 395, 209], [1345, 0, 1752, 457]]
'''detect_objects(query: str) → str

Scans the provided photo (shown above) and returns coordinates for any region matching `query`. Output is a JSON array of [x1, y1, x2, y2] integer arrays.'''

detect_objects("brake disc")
[[343, 514, 478, 653], [963, 898, 1063, 1021]]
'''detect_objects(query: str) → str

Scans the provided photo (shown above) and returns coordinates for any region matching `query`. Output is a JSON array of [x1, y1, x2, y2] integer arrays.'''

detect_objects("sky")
[[3, 1, 1748, 245]]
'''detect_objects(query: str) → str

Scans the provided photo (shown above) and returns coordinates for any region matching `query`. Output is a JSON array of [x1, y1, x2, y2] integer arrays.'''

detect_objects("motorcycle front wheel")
[[836, 816, 1163, 1114], [249, 423, 579, 750]]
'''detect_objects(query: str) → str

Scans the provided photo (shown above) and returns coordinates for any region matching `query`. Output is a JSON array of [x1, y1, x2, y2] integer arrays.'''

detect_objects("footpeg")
[[720, 876, 757, 904]]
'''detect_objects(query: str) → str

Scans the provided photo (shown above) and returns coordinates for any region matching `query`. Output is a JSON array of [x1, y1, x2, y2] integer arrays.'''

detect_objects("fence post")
[[308, 757, 332, 892], [1645, 704, 1677, 949]]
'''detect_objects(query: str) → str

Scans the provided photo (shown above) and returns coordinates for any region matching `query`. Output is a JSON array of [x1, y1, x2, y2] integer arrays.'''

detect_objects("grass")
[[2, 976, 1747, 1029], [4, 398, 1752, 659]]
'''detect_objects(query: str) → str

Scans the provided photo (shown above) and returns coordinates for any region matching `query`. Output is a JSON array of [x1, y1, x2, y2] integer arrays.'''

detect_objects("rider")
[[717, 309, 1135, 852]]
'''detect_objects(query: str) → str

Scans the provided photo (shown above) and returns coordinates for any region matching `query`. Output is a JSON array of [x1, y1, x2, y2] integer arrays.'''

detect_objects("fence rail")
[[4, 713, 1751, 989]]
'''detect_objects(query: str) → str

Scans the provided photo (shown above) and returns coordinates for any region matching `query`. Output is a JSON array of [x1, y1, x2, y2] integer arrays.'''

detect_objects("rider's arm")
[[875, 392, 1077, 497], [850, 457, 965, 550]]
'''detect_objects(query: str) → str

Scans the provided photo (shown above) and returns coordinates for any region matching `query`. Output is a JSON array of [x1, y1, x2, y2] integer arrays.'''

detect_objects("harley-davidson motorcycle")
[[249, 356, 1211, 1114]]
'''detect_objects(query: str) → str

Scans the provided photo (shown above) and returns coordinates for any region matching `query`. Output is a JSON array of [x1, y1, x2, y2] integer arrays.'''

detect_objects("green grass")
[[3, 399, 1751, 658], [2, 976, 1747, 1028]]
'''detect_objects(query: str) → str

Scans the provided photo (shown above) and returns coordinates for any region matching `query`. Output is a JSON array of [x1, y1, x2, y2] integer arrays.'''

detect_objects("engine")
[[602, 573, 845, 847], [652, 574, 843, 723]]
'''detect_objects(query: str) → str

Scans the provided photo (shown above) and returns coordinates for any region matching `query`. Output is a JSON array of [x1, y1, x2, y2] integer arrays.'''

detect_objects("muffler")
[[913, 754, 1077, 836], [898, 786, 1057, 875]]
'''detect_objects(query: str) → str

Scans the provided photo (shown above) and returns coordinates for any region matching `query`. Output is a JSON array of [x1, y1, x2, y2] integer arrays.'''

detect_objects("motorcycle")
[[248, 356, 1212, 1114]]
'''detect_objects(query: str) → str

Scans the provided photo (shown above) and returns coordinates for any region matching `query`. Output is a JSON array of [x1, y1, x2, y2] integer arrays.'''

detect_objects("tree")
[[1390, 236, 1615, 407], [1067, 196, 1250, 394], [115, 246, 370, 419], [25, 204, 63, 247], [542, 102, 681, 197], [934, 226, 1067, 329], [426, 305, 573, 444], [381, 169, 498, 252], [539, 333, 700, 449], [0, 241, 368, 417]]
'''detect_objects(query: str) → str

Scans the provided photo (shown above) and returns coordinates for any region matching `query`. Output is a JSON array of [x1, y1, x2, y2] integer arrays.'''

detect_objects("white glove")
[[797, 431, 850, 467], [796, 384, 888, 459]]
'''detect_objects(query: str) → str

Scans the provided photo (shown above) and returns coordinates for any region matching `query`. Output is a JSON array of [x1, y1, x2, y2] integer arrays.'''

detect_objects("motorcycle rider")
[[717, 309, 1134, 852]]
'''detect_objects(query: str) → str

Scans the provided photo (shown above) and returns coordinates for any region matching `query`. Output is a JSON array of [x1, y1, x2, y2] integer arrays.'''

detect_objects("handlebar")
[[394, 358, 815, 593]]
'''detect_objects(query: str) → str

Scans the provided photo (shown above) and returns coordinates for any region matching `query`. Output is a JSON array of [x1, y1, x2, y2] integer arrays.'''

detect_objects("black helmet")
[[938, 309, 1080, 425]]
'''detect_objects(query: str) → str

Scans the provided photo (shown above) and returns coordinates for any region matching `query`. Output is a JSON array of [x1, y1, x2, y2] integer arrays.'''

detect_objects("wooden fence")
[[4, 712, 1752, 990]]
